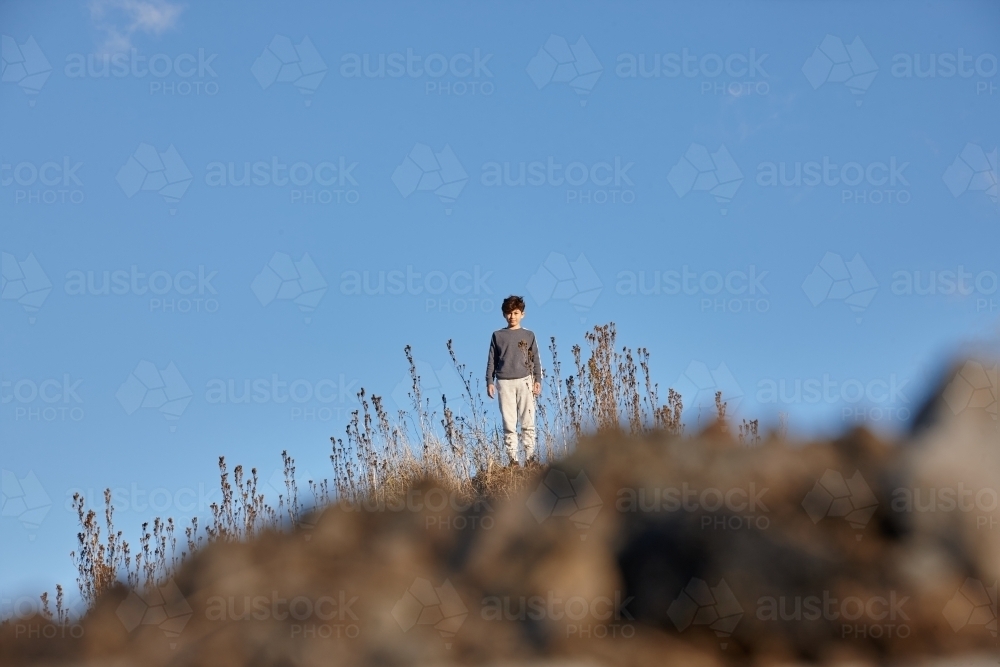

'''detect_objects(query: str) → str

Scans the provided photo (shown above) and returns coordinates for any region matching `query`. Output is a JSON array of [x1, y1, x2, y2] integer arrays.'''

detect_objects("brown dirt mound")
[[2, 362, 998, 666]]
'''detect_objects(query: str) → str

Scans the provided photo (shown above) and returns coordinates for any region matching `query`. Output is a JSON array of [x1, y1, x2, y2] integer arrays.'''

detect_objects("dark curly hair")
[[501, 295, 526, 314]]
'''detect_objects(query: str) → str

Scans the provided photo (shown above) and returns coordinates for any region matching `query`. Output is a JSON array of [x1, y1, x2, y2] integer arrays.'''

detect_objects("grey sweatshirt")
[[486, 327, 542, 384]]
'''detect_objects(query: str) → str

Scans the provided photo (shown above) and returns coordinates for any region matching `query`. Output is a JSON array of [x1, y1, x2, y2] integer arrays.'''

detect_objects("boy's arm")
[[530, 333, 543, 385], [485, 333, 496, 385]]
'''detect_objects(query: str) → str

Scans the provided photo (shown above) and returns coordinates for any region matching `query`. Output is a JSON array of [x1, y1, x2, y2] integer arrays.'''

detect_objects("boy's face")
[[504, 308, 524, 328]]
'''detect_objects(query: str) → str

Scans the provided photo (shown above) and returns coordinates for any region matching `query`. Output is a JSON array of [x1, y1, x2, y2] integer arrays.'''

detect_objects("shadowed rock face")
[[2, 361, 998, 667]]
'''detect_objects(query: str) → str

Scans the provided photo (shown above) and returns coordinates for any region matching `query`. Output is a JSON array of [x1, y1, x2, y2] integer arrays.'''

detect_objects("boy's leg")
[[517, 375, 536, 461], [496, 378, 520, 463]]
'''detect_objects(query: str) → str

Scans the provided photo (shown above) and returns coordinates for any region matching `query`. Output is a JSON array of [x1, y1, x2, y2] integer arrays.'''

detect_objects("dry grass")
[[43, 322, 722, 622]]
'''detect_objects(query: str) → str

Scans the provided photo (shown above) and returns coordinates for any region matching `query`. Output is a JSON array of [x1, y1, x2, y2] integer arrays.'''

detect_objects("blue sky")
[[1, 0, 998, 610]]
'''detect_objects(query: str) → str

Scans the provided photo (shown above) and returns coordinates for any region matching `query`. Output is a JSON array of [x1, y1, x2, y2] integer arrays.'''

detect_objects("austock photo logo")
[[116, 580, 193, 649], [204, 156, 360, 205], [116, 143, 193, 214], [526, 468, 603, 538], [116, 360, 193, 430], [252, 35, 327, 105], [890, 481, 999, 531], [251, 252, 328, 324], [674, 361, 743, 417], [1, 35, 52, 105], [392, 143, 468, 214], [802, 469, 879, 540], [206, 373, 359, 423], [480, 591, 635, 639], [756, 372, 912, 425], [802, 252, 879, 323], [666, 147, 913, 210], [616, 483, 771, 532], [807, 255, 995, 318], [526, 252, 602, 322], [615, 47, 770, 98], [480, 156, 635, 205], [616, 265, 770, 315], [943, 579, 997, 637], [63, 480, 218, 518], [942, 360, 998, 424], [667, 578, 743, 650], [1, 156, 85, 205], [1, 251, 52, 324], [2, 373, 85, 424], [891, 49, 998, 95], [756, 155, 911, 205], [527, 35, 603, 105], [64, 264, 220, 314], [339, 264, 494, 315], [392, 578, 468, 649], [1, 470, 52, 540], [204, 590, 360, 639], [64, 47, 219, 97], [890, 265, 999, 314], [802, 35, 878, 106], [755, 589, 912, 640], [943, 143, 997, 207], [668, 144, 743, 215], [339, 47, 494, 97]]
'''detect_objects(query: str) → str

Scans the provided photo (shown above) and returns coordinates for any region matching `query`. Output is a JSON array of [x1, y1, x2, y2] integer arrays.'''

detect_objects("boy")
[[485, 295, 542, 465]]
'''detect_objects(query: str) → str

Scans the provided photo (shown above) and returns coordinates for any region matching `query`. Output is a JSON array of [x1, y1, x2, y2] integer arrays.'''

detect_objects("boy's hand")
[[533, 381, 541, 397], [487, 384, 495, 399]]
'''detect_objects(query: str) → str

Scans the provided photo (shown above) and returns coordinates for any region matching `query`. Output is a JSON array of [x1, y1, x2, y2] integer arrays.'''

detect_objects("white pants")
[[497, 376, 536, 462]]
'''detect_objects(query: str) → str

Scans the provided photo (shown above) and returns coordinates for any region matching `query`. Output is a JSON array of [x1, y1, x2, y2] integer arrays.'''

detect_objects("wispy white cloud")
[[89, 0, 185, 53]]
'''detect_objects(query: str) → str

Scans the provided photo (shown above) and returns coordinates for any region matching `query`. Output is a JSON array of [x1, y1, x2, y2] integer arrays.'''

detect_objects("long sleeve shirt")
[[485, 327, 542, 385]]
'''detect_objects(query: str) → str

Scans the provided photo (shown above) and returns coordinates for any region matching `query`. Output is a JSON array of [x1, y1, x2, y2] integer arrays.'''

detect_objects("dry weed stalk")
[[777, 412, 789, 439], [38, 585, 67, 625], [739, 418, 760, 445], [70, 490, 130, 607], [715, 390, 728, 428]]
